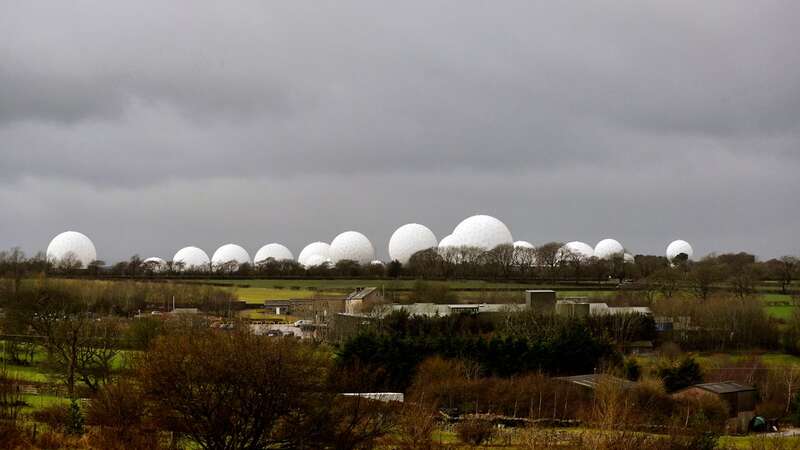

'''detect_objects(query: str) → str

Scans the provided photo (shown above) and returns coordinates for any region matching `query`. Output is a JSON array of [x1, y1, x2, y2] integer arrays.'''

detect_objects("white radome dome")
[[513, 240, 535, 249], [452, 215, 513, 250], [370, 260, 385, 266], [437, 234, 458, 249], [329, 231, 375, 265], [47, 231, 97, 268], [304, 254, 331, 268], [254, 243, 294, 264], [298, 242, 331, 267], [594, 239, 625, 260], [557, 241, 594, 261], [173, 246, 210, 270], [624, 253, 635, 264], [666, 240, 694, 262], [142, 257, 166, 271], [389, 223, 438, 265], [211, 244, 251, 269]]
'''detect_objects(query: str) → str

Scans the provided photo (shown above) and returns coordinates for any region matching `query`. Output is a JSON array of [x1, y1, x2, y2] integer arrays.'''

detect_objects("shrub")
[[624, 358, 641, 381], [659, 356, 703, 393], [455, 418, 495, 446], [395, 394, 437, 450], [31, 404, 71, 432]]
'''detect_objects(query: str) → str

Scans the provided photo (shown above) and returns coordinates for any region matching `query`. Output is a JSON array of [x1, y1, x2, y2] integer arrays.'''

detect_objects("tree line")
[[6, 245, 797, 293]]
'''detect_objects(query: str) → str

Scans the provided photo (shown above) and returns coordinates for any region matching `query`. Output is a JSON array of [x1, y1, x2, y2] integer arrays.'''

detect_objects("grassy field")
[[424, 428, 800, 449], [758, 293, 796, 320]]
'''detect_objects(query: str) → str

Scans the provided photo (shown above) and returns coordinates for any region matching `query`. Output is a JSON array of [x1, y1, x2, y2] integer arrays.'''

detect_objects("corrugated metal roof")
[[687, 381, 755, 395], [555, 374, 635, 390], [346, 287, 378, 300]]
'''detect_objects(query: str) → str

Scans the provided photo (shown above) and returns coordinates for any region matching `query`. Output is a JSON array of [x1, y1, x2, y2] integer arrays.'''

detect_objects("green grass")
[[758, 293, 796, 320], [236, 287, 318, 303], [20, 394, 70, 412], [720, 434, 800, 448], [5, 364, 50, 383]]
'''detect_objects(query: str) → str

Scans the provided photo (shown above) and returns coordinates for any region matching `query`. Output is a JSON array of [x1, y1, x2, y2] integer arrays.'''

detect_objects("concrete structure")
[[555, 301, 591, 318], [555, 299, 652, 317], [263, 298, 346, 322], [251, 322, 326, 339], [386, 302, 526, 317], [526, 290, 556, 313]]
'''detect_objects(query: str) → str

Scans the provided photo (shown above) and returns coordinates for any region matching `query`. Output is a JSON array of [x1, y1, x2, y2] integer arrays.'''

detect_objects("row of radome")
[[45, 214, 694, 270]]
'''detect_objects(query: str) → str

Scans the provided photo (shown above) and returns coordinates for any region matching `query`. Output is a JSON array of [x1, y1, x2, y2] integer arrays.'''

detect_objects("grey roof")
[[555, 374, 635, 390], [347, 287, 378, 300], [685, 381, 755, 395]]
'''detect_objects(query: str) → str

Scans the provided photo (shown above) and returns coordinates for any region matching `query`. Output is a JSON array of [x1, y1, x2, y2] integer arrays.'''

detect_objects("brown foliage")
[[455, 417, 496, 446], [135, 330, 331, 449]]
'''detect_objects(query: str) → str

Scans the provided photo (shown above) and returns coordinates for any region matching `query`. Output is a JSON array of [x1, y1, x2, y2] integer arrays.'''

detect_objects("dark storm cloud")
[[1, 0, 799, 260]]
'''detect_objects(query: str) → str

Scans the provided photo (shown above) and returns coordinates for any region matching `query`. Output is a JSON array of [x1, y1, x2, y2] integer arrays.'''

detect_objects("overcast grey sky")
[[1, 0, 799, 262]]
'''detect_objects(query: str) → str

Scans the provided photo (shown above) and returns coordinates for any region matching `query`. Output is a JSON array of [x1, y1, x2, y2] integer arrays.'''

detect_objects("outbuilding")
[[673, 381, 756, 432]]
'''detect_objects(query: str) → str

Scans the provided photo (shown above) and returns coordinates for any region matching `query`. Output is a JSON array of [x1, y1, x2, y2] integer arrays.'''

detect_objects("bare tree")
[[535, 242, 563, 282], [686, 259, 725, 300]]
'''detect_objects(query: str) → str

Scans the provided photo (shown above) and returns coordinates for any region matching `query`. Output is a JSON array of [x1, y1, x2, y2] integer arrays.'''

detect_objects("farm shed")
[[673, 381, 756, 433]]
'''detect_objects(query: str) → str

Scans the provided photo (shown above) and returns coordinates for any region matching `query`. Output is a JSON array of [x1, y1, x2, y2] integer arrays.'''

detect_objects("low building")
[[526, 290, 556, 313], [263, 298, 346, 322], [345, 287, 384, 314], [384, 302, 526, 317], [555, 300, 652, 318], [250, 322, 326, 340], [673, 381, 757, 433]]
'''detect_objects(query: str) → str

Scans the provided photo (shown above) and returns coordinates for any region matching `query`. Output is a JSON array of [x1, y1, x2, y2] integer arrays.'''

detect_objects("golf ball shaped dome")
[[298, 242, 330, 267], [254, 243, 294, 264], [329, 231, 375, 264], [212, 244, 251, 269], [513, 240, 534, 249], [46, 231, 97, 268], [304, 254, 331, 268], [173, 246, 210, 270], [594, 239, 624, 260], [666, 240, 694, 261], [389, 223, 438, 265], [452, 215, 513, 250], [557, 241, 594, 261]]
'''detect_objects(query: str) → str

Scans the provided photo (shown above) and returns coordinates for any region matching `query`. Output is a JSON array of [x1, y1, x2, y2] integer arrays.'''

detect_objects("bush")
[[31, 404, 71, 432], [395, 400, 437, 450], [455, 418, 495, 446], [624, 358, 641, 381], [659, 356, 703, 393], [628, 377, 673, 424]]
